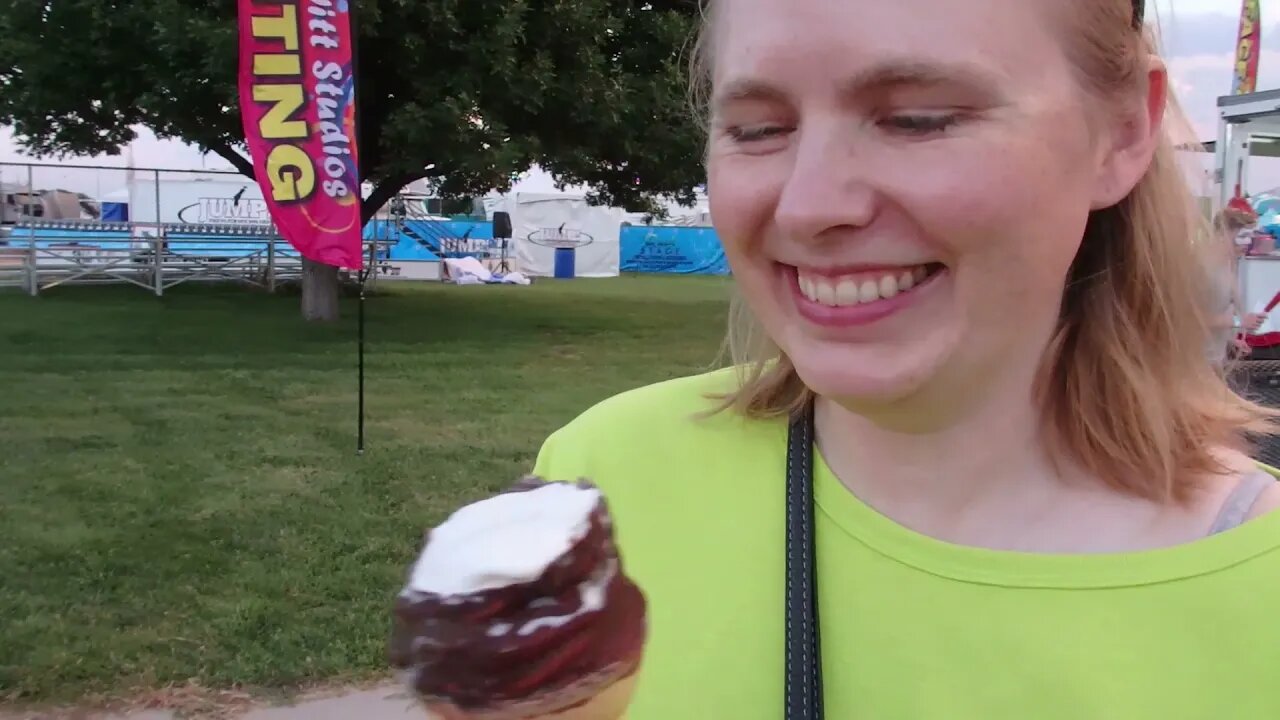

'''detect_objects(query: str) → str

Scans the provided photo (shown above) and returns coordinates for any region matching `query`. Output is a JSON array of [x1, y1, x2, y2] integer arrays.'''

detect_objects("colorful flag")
[[1232, 0, 1261, 95], [237, 0, 362, 269]]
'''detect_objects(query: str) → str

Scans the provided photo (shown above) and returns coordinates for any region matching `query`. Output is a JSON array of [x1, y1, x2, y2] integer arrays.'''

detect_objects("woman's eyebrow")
[[712, 58, 1005, 114], [841, 59, 1004, 97], [710, 78, 790, 115]]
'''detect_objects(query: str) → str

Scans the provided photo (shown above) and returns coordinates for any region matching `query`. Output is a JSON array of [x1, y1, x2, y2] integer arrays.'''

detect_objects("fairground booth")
[[1214, 88, 1280, 314], [1214, 87, 1280, 463]]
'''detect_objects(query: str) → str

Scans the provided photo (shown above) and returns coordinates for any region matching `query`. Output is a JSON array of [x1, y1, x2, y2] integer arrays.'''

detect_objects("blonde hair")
[[695, 0, 1277, 503], [1216, 207, 1256, 233]]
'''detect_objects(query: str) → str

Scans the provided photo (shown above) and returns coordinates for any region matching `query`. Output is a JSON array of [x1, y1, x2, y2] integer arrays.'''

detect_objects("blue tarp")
[[620, 226, 729, 275], [439, 220, 494, 241], [16, 228, 132, 253], [380, 220, 495, 262], [166, 234, 300, 258], [13, 222, 730, 274], [101, 202, 129, 222], [14, 221, 498, 264], [12, 228, 298, 258]]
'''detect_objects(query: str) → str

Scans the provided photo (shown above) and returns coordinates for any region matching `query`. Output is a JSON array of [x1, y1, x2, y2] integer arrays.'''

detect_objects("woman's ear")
[[1091, 57, 1168, 210]]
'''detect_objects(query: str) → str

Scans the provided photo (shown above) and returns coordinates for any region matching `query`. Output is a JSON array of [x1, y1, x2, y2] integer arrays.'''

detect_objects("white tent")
[[509, 192, 623, 277], [128, 176, 266, 225]]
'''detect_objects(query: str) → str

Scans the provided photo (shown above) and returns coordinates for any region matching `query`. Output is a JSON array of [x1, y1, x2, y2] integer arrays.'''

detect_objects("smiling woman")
[[531, 0, 1280, 718]]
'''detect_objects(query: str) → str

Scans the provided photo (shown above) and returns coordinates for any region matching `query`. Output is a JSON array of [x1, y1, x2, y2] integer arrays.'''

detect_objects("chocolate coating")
[[389, 478, 647, 711]]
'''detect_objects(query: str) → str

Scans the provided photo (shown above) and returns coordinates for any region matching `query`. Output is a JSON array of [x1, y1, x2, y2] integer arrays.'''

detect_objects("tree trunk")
[[210, 144, 255, 178], [301, 258, 341, 322], [248, 172, 422, 323]]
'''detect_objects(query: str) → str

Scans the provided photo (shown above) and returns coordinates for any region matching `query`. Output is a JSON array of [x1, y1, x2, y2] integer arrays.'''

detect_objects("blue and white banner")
[[620, 226, 729, 275]]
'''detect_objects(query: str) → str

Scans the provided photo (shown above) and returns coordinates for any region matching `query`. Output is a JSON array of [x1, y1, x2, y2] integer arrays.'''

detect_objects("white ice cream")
[[511, 558, 614, 637], [407, 482, 602, 597]]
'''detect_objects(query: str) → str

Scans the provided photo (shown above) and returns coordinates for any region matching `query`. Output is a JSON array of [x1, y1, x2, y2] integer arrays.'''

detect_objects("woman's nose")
[[773, 123, 879, 245]]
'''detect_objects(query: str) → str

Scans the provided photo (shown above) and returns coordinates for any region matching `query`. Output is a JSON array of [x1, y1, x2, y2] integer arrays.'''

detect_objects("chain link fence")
[[0, 162, 335, 295]]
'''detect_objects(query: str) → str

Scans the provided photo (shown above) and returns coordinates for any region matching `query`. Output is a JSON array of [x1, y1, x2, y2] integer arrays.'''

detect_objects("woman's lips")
[[786, 262, 945, 328], [389, 479, 647, 711]]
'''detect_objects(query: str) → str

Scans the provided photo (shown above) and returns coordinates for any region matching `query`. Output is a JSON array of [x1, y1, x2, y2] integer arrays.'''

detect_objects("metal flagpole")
[[358, 260, 367, 455], [358, 263, 366, 453], [353, 0, 367, 455]]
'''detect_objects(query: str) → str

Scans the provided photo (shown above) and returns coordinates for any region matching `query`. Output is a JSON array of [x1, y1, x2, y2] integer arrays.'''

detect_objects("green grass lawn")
[[0, 275, 731, 704]]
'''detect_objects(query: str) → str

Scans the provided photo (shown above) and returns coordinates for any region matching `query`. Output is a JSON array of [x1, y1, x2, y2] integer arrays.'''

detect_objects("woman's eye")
[[726, 125, 791, 143], [882, 113, 960, 135]]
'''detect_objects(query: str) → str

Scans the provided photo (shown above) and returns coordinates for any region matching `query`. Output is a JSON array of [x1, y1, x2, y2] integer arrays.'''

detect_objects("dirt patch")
[[0, 678, 402, 720], [1, 681, 252, 720]]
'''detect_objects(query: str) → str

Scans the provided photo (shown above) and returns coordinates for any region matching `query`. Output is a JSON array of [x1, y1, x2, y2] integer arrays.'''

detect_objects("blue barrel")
[[553, 247, 576, 278]]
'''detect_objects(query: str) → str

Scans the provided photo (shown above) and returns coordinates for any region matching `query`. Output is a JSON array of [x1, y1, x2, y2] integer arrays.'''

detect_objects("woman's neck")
[[815, 381, 1063, 519], [813, 380, 1221, 553]]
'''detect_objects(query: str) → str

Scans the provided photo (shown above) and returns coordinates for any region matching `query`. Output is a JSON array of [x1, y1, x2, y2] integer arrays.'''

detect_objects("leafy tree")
[[0, 0, 705, 319]]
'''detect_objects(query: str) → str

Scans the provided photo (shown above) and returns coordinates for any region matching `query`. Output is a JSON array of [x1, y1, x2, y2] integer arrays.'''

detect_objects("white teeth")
[[816, 281, 836, 306], [797, 265, 934, 307], [878, 274, 899, 299], [835, 279, 860, 306]]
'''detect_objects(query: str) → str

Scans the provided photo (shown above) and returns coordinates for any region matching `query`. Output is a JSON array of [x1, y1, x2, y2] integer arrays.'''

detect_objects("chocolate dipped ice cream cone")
[[390, 478, 646, 719]]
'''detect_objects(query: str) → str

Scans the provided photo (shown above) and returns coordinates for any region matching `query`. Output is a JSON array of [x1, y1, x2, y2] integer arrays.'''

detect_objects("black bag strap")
[[785, 403, 823, 719]]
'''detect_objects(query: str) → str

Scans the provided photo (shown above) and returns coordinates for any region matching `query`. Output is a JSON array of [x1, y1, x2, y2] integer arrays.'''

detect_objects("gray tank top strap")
[[1208, 471, 1275, 536]]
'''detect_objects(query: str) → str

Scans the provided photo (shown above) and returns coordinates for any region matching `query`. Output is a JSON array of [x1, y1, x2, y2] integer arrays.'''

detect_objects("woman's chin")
[[789, 347, 942, 409]]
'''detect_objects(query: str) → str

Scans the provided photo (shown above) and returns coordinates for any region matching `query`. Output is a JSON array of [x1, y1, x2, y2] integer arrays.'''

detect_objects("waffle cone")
[[423, 669, 639, 720]]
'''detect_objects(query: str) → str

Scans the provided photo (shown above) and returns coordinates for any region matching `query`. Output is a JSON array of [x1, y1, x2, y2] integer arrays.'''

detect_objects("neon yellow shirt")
[[533, 370, 1280, 719]]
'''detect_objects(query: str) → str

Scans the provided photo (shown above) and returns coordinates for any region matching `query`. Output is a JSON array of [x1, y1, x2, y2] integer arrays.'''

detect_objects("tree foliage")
[[0, 0, 706, 220]]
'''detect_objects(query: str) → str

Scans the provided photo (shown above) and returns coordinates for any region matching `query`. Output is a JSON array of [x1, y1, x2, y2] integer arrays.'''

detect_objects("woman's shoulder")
[[532, 367, 783, 484], [1247, 476, 1280, 521], [539, 367, 751, 447], [1207, 449, 1280, 524]]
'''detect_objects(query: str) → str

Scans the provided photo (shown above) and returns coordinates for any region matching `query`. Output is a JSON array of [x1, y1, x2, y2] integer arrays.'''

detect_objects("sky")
[[1154, 0, 1272, 139], [0, 0, 1263, 197]]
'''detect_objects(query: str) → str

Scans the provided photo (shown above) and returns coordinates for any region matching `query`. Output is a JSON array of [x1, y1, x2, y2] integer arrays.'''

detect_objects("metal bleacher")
[[0, 220, 390, 296]]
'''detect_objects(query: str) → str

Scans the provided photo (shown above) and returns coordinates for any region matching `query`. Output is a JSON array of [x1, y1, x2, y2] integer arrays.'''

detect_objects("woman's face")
[[707, 0, 1137, 412]]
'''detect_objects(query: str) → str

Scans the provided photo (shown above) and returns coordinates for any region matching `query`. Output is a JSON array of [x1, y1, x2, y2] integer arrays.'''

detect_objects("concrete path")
[[1, 685, 428, 720], [241, 687, 419, 720]]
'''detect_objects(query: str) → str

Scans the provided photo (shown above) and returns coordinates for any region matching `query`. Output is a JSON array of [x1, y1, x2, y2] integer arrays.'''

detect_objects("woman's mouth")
[[787, 263, 945, 327]]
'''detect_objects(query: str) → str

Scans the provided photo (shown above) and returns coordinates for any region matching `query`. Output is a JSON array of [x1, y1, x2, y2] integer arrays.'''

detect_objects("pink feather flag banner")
[[237, 0, 362, 269]]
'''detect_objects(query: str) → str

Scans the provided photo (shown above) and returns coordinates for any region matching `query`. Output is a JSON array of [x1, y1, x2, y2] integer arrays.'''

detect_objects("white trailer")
[[1214, 89, 1280, 312], [126, 176, 268, 226], [1213, 89, 1280, 210]]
